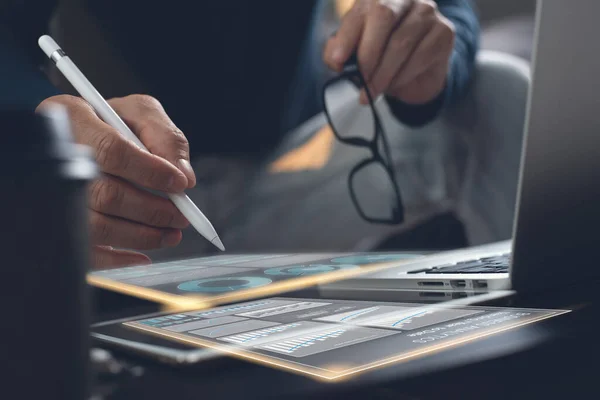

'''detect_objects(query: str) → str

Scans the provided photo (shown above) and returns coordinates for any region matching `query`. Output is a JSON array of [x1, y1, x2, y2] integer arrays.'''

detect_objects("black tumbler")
[[0, 106, 97, 399]]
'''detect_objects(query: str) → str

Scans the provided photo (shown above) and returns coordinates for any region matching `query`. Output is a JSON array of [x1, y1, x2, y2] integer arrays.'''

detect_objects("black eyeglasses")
[[322, 59, 405, 225]]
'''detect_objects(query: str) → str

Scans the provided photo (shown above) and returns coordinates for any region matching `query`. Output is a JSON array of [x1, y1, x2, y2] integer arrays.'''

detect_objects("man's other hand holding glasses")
[[321, 0, 456, 225], [323, 0, 456, 105]]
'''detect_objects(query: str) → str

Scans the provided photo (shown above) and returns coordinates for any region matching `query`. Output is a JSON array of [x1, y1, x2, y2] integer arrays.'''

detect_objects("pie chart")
[[264, 264, 358, 276], [330, 254, 423, 265], [177, 276, 273, 293]]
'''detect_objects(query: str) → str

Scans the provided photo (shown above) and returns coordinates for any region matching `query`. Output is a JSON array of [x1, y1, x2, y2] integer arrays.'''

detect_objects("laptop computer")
[[322, 0, 600, 295]]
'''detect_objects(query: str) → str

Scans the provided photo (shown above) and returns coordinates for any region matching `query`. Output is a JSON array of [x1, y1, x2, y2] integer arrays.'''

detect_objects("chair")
[[442, 50, 531, 245]]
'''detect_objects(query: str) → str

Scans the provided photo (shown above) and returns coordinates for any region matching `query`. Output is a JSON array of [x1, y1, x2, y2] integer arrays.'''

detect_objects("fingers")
[[364, 0, 433, 102], [89, 174, 190, 229], [90, 211, 183, 250], [357, 0, 413, 85], [37, 95, 188, 193], [324, 0, 413, 73], [92, 246, 151, 269], [109, 95, 196, 188], [390, 16, 454, 92], [322, 0, 456, 106]]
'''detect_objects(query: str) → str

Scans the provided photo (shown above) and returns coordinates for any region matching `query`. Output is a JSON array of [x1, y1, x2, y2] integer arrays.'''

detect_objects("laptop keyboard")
[[408, 253, 511, 274]]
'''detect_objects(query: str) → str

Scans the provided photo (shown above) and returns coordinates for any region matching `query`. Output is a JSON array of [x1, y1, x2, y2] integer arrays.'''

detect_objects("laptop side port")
[[452, 292, 469, 299], [473, 280, 488, 289], [451, 280, 467, 288], [418, 291, 447, 297], [418, 281, 445, 287]]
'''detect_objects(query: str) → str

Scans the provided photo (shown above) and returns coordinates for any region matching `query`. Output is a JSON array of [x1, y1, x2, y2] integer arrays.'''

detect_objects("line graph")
[[363, 308, 481, 331], [315, 306, 411, 324], [339, 307, 381, 322], [390, 311, 430, 327]]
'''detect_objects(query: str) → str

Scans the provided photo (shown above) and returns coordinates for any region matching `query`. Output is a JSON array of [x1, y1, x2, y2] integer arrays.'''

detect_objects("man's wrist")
[[384, 80, 449, 128]]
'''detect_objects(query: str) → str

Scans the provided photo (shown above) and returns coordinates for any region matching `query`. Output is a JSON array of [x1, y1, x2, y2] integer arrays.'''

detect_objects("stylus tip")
[[211, 236, 225, 252]]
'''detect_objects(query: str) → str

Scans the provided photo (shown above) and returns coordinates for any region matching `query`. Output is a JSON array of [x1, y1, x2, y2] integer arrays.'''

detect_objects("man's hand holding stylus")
[[37, 94, 196, 268]]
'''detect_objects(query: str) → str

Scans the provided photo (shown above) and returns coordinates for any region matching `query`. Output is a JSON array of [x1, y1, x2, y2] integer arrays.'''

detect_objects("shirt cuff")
[[384, 81, 449, 128]]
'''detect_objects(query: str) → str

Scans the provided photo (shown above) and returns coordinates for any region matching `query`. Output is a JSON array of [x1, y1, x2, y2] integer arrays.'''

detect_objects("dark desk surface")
[[94, 282, 599, 400]]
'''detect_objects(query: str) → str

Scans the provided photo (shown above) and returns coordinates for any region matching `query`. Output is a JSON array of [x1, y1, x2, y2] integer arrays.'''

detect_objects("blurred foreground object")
[[0, 106, 96, 399], [90, 348, 144, 399]]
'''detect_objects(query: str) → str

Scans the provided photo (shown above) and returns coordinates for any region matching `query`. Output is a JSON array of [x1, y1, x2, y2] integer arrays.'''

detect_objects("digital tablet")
[[92, 313, 218, 365], [121, 295, 569, 381], [87, 252, 425, 309], [89, 288, 484, 366]]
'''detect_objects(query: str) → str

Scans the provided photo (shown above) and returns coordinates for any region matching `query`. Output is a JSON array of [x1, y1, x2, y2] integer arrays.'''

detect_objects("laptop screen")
[[510, 0, 600, 292]]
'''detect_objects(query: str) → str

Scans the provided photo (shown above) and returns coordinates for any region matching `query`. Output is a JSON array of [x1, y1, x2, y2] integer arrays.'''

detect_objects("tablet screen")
[[124, 296, 569, 380], [88, 253, 424, 308]]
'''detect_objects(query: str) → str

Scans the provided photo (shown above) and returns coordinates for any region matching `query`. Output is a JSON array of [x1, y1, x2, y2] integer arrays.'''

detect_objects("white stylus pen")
[[38, 35, 225, 252]]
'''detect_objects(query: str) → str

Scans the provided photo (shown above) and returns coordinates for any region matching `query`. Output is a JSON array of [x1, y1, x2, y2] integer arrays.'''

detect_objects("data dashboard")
[[125, 297, 567, 380]]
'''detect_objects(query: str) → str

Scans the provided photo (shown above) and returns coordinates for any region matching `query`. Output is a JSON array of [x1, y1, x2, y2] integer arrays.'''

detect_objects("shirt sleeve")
[[384, 0, 480, 127]]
